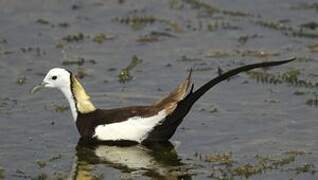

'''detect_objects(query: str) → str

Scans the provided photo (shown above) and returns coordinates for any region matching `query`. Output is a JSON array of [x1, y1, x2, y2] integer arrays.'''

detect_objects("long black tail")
[[186, 57, 295, 106], [144, 57, 295, 142]]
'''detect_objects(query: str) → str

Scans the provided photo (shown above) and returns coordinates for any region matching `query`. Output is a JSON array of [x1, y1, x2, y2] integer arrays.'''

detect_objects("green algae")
[[0, 167, 4, 179], [16, 76, 27, 85], [308, 42, 318, 53], [62, 33, 85, 42], [62, 58, 96, 66], [113, 14, 182, 32], [207, 21, 240, 32], [256, 20, 318, 39], [246, 68, 318, 89], [92, 33, 115, 44], [36, 18, 49, 25], [118, 55, 142, 83], [203, 150, 316, 179], [182, 0, 251, 17]]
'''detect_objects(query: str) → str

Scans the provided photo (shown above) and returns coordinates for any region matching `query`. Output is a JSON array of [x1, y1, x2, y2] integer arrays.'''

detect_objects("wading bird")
[[31, 58, 294, 144]]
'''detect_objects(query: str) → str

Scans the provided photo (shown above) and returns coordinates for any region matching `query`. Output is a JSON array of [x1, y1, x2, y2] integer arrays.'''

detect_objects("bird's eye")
[[52, 76, 57, 80]]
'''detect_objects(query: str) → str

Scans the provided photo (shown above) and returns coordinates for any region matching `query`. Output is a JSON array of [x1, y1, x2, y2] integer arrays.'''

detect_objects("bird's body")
[[31, 58, 294, 143]]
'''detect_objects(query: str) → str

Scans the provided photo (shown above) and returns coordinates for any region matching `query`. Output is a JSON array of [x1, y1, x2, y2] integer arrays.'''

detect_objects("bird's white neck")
[[60, 86, 78, 120]]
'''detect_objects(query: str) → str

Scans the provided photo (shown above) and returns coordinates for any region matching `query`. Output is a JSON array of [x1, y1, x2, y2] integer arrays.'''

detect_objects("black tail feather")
[[144, 57, 295, 142], [186, 57, 295, 107]]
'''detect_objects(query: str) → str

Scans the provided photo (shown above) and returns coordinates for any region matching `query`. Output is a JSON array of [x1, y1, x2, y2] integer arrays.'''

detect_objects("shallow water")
[[0, 0, 318, 179]]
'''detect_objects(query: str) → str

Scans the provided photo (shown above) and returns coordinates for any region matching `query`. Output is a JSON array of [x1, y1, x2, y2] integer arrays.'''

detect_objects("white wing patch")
[[93, 110, 166, 142]]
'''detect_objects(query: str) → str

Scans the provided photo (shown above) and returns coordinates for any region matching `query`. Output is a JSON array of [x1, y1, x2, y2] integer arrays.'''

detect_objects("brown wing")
[[153, 70, 192, 114]]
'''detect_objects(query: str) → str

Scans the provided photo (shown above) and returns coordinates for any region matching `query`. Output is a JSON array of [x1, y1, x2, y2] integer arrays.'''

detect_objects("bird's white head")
[[41, 68, 71, 90], [31, 68, 96, 120]]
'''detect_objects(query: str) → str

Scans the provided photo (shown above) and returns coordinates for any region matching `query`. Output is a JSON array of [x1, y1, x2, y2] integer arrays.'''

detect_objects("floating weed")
[[291, 3, 318, 12], [62, 57, 96, 66], [118, 55, 142, 83], [113, 15, 182, 32], [300, 22, 318, 30], [36, 18, 50, 25], [206, 49, 232, 58], [113, 15, 157, 30], [293, 163, 316, 175], [177, 55, 202, 62], [92, 33, 115, 44], [0, 167, 4, 179], [308, 42, 318, 53], [205, 150, 315, 179], [62, 58, 85, 66], [57, 22, 69, 28], [16, 76, 27, 85], [137, 34, 160, 43], [136, 31, 176, 43], [199, 152, 234, 166], [256, 20, 318, 39], [306, 95, 318, 107], [20, 47, 46, 56], [238, 34, 262, 45], [169, 0, 184, 10], [36, 160, 47, 168], [31, 173, 48, 180], [247, 68, 318, 89], [45, 103, 69, 113], [207, 20, 240, 32], [48, 154, 62, 162], [62, 32, 85, 42], [0, 37, 7, 44], [236, 49, 280, 58], [206, 49, 279, 58], [182, 0, 251, 17]]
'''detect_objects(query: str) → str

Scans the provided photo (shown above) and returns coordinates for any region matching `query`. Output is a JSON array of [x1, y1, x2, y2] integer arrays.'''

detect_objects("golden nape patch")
[[153, 70, 192, 114], [71, 75, 96, 113]]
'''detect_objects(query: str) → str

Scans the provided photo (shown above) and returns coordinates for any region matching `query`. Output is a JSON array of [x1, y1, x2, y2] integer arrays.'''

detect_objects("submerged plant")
[[118, 55, 142, 83]]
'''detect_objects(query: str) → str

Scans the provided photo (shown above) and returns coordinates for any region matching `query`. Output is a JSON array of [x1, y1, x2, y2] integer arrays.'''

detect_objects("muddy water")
[[0, 0, 318, 179]]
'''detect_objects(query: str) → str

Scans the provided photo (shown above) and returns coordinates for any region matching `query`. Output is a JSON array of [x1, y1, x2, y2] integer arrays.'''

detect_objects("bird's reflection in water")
[[69, 139, 192, 180]]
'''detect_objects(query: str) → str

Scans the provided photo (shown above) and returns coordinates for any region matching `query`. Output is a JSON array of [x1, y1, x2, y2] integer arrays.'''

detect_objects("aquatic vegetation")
[[197, 152, 234, 165], [62, 57, 96, 66], [247, 68, 318, 89], [0, 167, 4, 179], [256, 20, 318, 39], [118, 55, 142, 83], [238, 34, 262, 45], [62, 33, 85, 42], [62, 58, 85, 66], [36, 18, 49, 25], [293, 163, 316, 175], [113, 15, 157, 30], [45, 103, 69, 113], [31, 173, 48, 180], [206, 49, 280, 58], [306, 95, 318, 107], [182, 0, 251, 17], [16, 76, 27, 85], [36, 160, 47, 168], [177, 55, 202, 62], [137, 31, 176, 43], [207, 21, 240, 32], [291, 3, 318, 12], [204, 150, 316, 179], [300, 22, 318, 30], [113, 14, 182, 32], [308, 42, 318, 53], [92, 33, 115, 44]]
